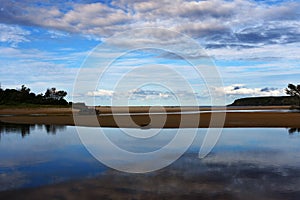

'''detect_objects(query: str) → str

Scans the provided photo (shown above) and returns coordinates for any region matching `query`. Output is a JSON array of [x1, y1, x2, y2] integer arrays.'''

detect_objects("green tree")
[[285, 83, 300, 107], [44, 88, 67, 100], [0, 85, 68, 105], [20, 85, 30, 93]]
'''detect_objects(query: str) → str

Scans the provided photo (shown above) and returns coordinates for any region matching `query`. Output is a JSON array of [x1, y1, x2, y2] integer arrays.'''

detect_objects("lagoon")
[[1, 123, 300, 199]]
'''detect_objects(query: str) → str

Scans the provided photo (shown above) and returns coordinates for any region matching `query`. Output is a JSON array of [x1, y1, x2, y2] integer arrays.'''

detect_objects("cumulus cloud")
[[0, 0, 297, 106], [0, 1, 131, 37], [87, 89, 114, 97], [214, 84, 285, 97], [86, 88, 201, 102], [0, 0, 299, 51], [86, 88, 173, 99], [233, 22, 300, 45], [129, 89, 172, 100]]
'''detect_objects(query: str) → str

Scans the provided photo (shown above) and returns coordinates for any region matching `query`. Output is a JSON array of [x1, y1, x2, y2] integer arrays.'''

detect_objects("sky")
[[0, 0, 299, 105]]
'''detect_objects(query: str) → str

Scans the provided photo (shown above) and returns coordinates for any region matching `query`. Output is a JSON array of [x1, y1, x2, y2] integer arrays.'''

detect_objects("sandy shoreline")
[[0, 106, 299, 128], [0, 107, 74, 115], [95, 105, 291, 114], [0, 106, 291, 115]]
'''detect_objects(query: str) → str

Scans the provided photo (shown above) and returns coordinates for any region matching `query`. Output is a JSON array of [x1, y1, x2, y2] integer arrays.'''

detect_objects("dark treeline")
[[0, 85, 68, 105], [229, 96, 299, 107], [0, 121, 66, 138]]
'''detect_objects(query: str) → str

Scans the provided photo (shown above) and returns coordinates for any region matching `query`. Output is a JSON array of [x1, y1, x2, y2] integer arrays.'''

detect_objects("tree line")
[[0, 85, 68, 105], [286, 83, 300, 107], [0, 83, 299, 107]]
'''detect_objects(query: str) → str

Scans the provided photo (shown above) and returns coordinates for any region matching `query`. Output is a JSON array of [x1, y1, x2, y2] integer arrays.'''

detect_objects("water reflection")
[[0, 124, 104, 192], [0, 125, 300, 199], [288, 127, 300, 135], [0, 121, 66, 138], [44, 124, 66, 134], [1, 153, 300, 200]]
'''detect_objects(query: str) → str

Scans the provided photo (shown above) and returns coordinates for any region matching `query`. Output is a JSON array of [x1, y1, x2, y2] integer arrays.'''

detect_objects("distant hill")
[[228, 96, 299, 106]]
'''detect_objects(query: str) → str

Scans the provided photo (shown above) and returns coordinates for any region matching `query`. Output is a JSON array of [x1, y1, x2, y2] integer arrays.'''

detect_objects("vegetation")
[[230, 84, 300, 108], [0, 85, 69, 106], [228, 96, 299, 107], [285, 83, 300, 107]]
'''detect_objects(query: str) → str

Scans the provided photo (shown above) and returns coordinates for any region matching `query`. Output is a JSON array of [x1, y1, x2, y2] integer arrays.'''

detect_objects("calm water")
[[1, 122, 300, 199]]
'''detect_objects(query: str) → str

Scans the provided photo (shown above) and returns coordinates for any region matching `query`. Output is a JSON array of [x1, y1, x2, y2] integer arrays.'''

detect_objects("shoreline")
[[0, 106, 299, 128], [0, 105, 291, 115]]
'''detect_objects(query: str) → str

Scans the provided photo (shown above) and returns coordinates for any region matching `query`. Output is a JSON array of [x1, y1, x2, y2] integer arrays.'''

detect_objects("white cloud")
[[207, 42, 300, 60], [0, 24, 30, 46], [0, 47, 85, 97], [214, 84, 285, 97], [0, 0, 299, 105], [47, 30, 69, 39], [87, 89, 114, 97], [86, 88, 204, 104], [0, 0, 298, 61], [1, 0, 299, 48]]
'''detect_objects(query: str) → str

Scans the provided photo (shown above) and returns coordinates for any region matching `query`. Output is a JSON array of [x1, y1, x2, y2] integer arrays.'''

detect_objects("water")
[[0, 122, 300, 199], [0, 123, 106, 191]]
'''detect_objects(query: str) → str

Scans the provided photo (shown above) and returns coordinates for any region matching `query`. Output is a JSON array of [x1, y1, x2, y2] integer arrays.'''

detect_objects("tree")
[[0, 85, 68, 105], [44, 88, 67, 100], [43, 88, 68, 105], [20, 85, 30, 94], [285, 83, 300, 107], [56, 90, 67, 100]]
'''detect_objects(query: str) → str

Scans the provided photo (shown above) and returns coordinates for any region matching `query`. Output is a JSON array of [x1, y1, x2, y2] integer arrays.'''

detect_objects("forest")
[[0, 85, 69, 106]]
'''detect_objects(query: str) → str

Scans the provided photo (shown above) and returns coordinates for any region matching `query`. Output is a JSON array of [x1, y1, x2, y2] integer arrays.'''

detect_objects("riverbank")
[[0, 106, 73, 115], [0, 105, 291, 115], [0, 106, 299, 128]]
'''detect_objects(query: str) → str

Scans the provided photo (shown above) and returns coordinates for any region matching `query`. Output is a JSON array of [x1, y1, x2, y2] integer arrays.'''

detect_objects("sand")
[[0, 106, 299, 128], [0, 107, 74, 115], [95, 106, 291, 114]]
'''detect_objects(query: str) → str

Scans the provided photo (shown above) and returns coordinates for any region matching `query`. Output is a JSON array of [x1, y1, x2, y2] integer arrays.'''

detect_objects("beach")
[[0, 106, 299, 128]]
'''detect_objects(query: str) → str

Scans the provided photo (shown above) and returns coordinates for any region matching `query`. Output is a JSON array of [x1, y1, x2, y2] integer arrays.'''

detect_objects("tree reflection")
[[44, 125, 66, 134], [0, 122, 33, 138], [288, 127, 300, 135], [0, 121, 66, 138]]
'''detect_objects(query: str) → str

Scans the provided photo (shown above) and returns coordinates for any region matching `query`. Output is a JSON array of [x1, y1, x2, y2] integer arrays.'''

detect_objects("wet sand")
[[0, 106, 290, 115], [0, 106, 299, 128], [95, 105, 291, 114], [0, 107, 74, 115]]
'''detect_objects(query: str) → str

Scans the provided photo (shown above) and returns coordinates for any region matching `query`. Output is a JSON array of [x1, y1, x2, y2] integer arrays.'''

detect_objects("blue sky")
[[0, 0, 299, 105]]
